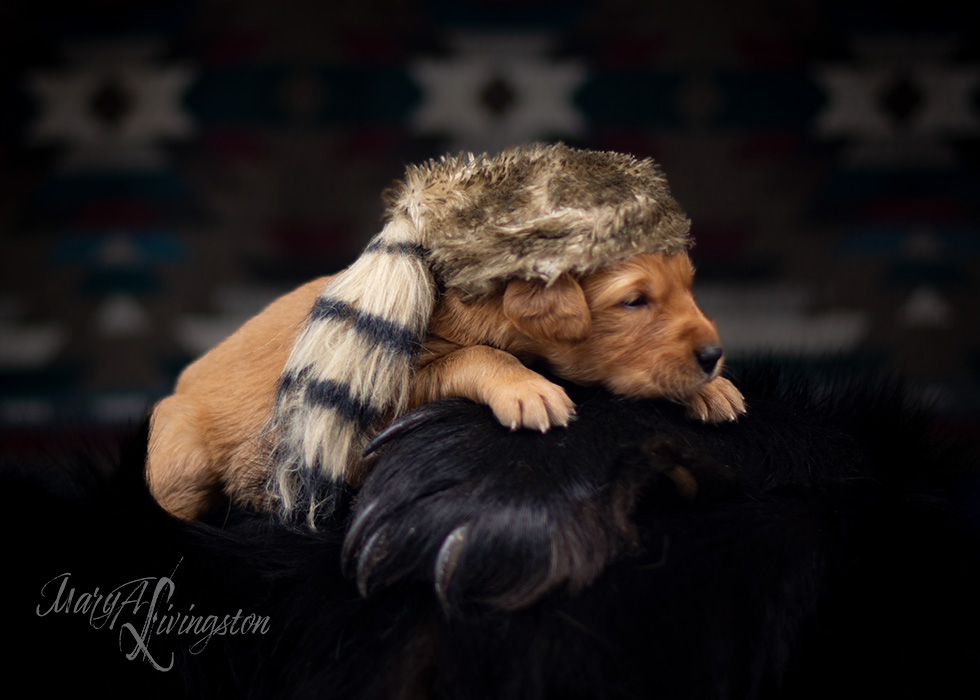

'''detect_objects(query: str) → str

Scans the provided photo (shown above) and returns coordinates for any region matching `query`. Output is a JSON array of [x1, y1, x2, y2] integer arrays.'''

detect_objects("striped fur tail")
[[269, 216, 434, 526]]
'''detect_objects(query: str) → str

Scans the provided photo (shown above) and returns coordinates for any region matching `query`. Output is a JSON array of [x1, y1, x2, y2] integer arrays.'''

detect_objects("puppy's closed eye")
[[621, 295, 650, 309]]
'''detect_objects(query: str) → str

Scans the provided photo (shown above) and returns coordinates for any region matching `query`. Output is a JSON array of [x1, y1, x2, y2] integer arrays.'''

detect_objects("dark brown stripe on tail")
[[364, 240, 430, 258], [309, 297, 421, 358], [303, 377, 382, 431]]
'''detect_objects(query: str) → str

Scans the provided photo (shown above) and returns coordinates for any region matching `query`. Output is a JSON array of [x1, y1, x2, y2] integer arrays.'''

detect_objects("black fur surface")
[[5, 360, 979, 699]]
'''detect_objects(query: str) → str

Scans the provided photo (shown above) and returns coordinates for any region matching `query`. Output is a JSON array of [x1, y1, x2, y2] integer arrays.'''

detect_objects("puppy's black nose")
[[695, 345, 723, 375]]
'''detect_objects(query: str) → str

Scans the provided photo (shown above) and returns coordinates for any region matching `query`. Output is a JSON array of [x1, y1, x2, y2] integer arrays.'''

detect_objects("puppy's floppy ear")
[[503, 273, 591, 343]]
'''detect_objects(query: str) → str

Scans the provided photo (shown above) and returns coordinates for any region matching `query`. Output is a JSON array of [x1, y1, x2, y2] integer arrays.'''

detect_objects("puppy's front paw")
[[486, 374, 575, 432], [686, 377, 746, 423]]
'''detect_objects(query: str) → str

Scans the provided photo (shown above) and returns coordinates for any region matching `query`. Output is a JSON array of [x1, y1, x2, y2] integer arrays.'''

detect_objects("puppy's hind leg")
[[146, 395, 224, 520]]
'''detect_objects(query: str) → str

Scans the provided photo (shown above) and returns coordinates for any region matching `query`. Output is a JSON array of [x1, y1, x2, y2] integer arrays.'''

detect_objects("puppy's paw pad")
[[487, 376, 575, 432], [687, 377, 746, 423]]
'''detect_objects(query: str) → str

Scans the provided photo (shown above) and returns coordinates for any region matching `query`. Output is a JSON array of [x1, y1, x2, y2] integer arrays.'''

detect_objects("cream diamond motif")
[[30, 42, 195, 170], [411, 33, 587, 153], [813, 37, 979, 167]]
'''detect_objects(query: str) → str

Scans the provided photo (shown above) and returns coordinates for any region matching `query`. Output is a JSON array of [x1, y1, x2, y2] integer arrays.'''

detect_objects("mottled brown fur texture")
[[386, 143, 692, 297], [146, 143, 744, 526]]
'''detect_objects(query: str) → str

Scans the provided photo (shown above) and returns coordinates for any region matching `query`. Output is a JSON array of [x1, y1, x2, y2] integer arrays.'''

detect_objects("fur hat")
[[268, 142, 692, 526], [386, 141, 691, 297]]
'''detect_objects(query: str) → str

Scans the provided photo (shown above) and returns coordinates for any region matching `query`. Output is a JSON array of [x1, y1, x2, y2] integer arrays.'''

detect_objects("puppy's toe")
[[487, 388, 523, 430], [540, 381, 576, 430], [687, 377, 746, 424], [488, 377, 575, 432], [521, 395, 552, 433]]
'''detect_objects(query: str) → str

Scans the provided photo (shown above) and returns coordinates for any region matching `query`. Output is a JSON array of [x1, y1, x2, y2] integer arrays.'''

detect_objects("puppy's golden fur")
[[147, 252, 744, 520]]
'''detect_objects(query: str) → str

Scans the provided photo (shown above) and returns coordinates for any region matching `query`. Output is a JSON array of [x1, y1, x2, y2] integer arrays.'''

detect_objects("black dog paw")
[[343, 394, 712, 614]]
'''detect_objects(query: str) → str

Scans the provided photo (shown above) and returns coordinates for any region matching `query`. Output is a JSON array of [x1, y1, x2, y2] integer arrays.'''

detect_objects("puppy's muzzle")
[[695, 344, 723, 376]]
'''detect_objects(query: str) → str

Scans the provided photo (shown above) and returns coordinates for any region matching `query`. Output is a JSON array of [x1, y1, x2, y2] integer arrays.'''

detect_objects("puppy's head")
[[504, 252, 723, 403]]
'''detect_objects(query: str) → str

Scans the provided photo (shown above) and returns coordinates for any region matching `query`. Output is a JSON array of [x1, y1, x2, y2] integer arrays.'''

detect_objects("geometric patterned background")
[[1, 0, 978, 444]]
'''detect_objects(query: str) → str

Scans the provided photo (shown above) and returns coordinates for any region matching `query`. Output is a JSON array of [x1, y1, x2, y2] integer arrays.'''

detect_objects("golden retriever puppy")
[[414, 253, 742, 430], [146, 143, 746, 526], [148, 252, 743, 521]]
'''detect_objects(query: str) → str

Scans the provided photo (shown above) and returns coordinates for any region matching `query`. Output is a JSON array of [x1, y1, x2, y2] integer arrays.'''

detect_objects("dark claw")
[[341, 500, 377, 566], [434, 525, 468, 614], [355, 529, 388, 598]]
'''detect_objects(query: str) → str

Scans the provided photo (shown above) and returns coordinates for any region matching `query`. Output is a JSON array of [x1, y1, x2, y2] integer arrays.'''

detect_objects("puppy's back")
[[147, 277, 331, 517]]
